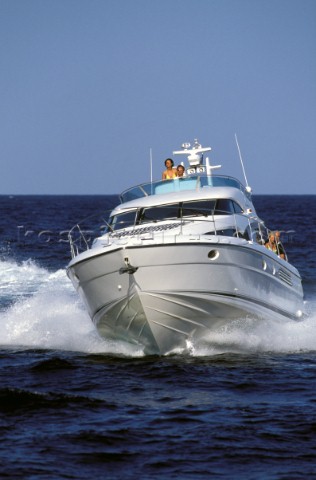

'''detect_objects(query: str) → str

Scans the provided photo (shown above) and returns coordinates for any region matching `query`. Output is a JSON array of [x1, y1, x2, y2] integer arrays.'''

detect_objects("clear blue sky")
[[1, 0, 315, 195]]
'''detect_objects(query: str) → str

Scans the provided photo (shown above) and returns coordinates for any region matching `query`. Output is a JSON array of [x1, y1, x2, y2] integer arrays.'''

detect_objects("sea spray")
[[0, 259, 143, 356]]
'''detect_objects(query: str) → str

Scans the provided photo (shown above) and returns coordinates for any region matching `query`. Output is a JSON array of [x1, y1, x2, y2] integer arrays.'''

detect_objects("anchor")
[[119, 257, 138, 275]]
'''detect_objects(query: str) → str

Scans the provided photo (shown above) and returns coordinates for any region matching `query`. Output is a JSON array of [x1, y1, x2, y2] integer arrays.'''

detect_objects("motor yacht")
[[67, 140, 305, 355]]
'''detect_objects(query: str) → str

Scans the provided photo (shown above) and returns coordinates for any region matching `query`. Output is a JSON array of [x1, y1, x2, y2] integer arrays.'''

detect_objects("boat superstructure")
[[67, 140, 305, 355]]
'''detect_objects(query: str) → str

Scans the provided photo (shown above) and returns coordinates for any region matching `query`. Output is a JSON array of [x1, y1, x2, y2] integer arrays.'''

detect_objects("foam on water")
[[1, 259, 315, 357], [191, 308, 316, 356], [0, 259, 143, 356], [0, 258, 49, 298]]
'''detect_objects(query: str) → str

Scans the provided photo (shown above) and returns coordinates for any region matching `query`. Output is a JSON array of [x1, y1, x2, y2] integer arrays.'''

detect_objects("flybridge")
[[120, 139, 251, 203], [120, 175, 249, 203]]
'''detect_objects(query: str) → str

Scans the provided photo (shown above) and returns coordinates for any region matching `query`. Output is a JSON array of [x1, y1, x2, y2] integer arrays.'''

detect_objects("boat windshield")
[[120, 174, 250, 203], [108, 210, 137, 231], [108, 198, 244, 230]]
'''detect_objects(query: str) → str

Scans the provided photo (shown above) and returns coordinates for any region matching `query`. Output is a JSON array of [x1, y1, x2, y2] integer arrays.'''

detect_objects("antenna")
[[149, 147, 153, 184], [235, 134, 250, 190]]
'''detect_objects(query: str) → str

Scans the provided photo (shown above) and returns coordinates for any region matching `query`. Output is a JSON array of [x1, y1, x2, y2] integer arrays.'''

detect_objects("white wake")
[[0, 259, 143, 356]]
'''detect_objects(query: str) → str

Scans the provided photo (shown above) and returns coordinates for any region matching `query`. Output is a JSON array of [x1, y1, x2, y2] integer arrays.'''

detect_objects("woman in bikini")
[[265, 232, 286, 259], [162, 158, 178, 180]]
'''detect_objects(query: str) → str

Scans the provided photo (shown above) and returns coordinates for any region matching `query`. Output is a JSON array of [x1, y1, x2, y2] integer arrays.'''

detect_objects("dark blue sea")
[[1, 194, 316, 479]]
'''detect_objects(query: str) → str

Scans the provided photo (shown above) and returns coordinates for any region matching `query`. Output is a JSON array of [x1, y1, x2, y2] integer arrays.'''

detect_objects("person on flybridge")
[[162, 158, 177, 180], [176, 165, 185, 177]]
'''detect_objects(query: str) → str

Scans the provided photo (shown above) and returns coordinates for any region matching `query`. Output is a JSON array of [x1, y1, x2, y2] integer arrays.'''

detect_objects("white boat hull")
[[67, 241, 304, 355]]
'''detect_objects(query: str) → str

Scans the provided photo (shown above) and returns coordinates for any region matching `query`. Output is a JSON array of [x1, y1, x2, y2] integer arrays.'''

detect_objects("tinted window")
[[110, 211, 137, 230], [140, 205, 179, 223], [232, 201, 243, 214], [214, 199, 234, 215], [182, 200, 216, 217]]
